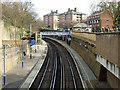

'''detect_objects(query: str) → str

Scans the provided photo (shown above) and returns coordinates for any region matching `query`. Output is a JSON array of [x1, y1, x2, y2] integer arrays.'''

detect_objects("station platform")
[[2, 40, 48, 89], [2, 37, 111, 89]]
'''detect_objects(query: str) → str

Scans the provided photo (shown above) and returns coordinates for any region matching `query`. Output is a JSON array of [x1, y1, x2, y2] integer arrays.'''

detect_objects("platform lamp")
[[22, 39, 24, 68], [3, 44, 10, 85]]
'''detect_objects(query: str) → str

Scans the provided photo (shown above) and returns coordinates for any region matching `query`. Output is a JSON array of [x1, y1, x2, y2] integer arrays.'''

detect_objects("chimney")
[[68, 8, 70, 11], [56, 10, 58, 13], [74, 7, 77, 12]]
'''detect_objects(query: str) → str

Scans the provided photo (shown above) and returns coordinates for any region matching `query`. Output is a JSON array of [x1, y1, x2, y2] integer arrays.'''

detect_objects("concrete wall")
[[0, 21, 4, 48], [0, 40, 29, 88], [96, 33, 120, 89], [1, 40, 28, 73], [0, 22, 20, 48], [107, 71, 120, 89], [0, 49, 3, 89], [96, 33, 120, 67], [0, 22, 22, 89]]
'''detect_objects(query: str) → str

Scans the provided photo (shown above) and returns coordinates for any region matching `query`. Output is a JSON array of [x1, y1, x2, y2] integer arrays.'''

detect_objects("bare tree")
[[2, 2, 43, 39]]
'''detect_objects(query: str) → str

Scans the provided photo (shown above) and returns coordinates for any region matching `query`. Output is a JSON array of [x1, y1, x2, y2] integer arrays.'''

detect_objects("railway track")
[[30, 39, 83, 89]]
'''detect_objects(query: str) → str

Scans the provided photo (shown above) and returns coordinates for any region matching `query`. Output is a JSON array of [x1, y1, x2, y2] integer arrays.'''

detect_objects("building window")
[[106, 19, 109, 21], [106, 24, 109, 26], [94, 20, 96, 23], [89, 21, 91, 24], [98, 20, 100, 22], [96, 20, 97, 23]]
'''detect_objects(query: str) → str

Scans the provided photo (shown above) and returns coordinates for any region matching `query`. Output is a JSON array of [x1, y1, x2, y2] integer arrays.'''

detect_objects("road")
[[30, 38, 83, 89]]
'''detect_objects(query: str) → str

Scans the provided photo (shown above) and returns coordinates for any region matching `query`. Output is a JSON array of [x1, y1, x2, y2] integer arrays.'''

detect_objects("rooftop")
[[44, 10, 59, 16], [87, 10, 105, 17], [45, 8, 86, 16]]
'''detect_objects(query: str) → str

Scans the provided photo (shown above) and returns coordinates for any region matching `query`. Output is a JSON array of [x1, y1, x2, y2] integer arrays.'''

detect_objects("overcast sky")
[[32, 0, 98, 20], [2, 0, 112, 20], [1, 0, 100, 20], [2, 0, 120, 20]]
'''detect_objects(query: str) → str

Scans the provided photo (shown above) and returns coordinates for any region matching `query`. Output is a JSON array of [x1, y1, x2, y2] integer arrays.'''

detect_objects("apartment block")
[[59, 8, 86, 28], [43, 10, 59, 30], [87, 10, 113, 31], [43, 8, 86, 29]]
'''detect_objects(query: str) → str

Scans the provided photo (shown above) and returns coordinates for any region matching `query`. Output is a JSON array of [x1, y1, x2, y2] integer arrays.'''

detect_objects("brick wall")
[[70, 37, 100, 79], [72, 32, 96, 45], [107, 71, 120, 89]]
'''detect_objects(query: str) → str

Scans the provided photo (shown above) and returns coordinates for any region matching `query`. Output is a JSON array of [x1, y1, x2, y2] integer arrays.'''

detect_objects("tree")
[[90, 0, 120, 29], [2, 2, 43, 39]]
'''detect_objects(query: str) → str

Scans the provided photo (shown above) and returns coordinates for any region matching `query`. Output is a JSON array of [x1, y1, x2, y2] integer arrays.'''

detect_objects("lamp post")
[[30, 24, 32, 37], [3, 45, 5, 85], [35, 32, 37, 53], [22, 39, 24, 68], [30, 41, 32, 59]]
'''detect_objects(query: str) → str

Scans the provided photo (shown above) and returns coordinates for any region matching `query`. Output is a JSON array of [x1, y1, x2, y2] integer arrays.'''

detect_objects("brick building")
[[43, 8, 86, 29], [59, 8, 86, 28], [43, 10, 59, 30], [87, 10, 113, 32]]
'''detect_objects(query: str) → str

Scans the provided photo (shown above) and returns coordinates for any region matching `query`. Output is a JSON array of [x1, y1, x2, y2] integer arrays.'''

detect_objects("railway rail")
[[30, 38, 83, 89]]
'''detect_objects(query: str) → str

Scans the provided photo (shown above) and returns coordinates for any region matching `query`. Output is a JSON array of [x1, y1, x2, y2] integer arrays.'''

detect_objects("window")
[[96, 20, 98, 23], [97, 24, 100, 26], [106, 19, 109, 21], [94, 20, 96, 23], [106, 24, 109, 26]]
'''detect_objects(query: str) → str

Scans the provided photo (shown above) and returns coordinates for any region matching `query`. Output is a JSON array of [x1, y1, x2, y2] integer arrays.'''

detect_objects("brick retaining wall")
[[70, 37, 101, 79], [72, 32, 96, 45]]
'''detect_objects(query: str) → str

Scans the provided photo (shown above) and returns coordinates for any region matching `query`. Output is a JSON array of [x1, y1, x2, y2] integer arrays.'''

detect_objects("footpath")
[[2, 40, 47, 89]]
